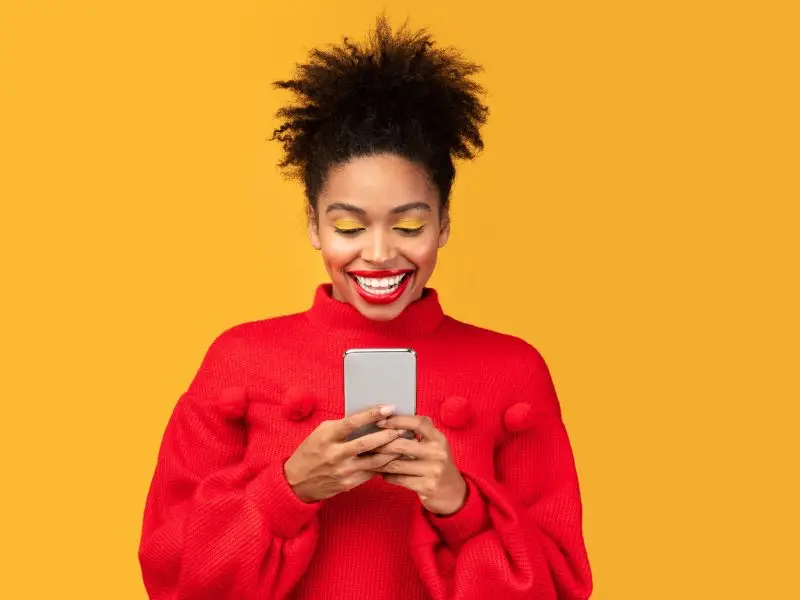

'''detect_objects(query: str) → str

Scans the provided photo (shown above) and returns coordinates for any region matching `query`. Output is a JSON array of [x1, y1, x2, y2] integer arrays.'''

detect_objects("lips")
[[347, 269, 415, 305]]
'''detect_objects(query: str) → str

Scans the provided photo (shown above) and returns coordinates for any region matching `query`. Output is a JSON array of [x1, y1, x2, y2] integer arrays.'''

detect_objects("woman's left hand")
[[372, 415, 467, 515]]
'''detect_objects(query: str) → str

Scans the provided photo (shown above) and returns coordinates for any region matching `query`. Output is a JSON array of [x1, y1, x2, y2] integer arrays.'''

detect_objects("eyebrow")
[[325, 201, 432, 215]]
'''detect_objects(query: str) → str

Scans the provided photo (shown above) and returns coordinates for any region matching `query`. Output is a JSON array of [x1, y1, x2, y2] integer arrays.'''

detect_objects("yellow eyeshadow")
[[394, 218, 427, 230], [332, 219, 364, 231]]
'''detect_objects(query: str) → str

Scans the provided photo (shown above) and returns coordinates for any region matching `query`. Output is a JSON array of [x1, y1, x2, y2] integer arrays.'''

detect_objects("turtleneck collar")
[[304, 283, 445, 340]]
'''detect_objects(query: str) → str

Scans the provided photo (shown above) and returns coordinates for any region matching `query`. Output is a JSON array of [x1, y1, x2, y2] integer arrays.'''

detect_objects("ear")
[[307, 208, 321, 250], [438, 206, 451, 248]]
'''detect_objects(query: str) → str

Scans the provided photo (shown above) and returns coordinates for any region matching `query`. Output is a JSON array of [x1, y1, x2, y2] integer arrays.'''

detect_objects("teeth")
[[353, 273, 409, 295]]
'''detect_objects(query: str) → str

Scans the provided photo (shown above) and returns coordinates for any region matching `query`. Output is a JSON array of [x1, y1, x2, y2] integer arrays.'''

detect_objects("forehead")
[[319, 153, 438, 214]]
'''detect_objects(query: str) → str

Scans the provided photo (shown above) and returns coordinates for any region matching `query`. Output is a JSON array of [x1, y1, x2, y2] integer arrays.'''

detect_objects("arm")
[[410, 347, 593, 599], [138, 332, 321, 600]]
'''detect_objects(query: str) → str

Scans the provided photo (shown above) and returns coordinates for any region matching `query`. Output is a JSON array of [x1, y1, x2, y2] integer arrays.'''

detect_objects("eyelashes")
[[332, 219, 365, 236], [333, 227, 365, 236], [394, 226, 426, 236], [332, 225, 427, 237]]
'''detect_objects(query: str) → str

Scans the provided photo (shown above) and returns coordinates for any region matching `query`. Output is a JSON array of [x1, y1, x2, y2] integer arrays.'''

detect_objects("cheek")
[[319, 233, 359, 270], [403, 235, 440, 270]]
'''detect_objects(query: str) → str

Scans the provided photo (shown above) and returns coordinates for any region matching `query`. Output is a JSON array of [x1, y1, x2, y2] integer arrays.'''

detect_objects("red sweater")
[[139, 285, 592, 599]]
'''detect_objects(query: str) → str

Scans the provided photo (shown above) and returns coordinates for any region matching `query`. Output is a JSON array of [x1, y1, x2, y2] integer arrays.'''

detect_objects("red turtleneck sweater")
[[139, 285, 592, 599]]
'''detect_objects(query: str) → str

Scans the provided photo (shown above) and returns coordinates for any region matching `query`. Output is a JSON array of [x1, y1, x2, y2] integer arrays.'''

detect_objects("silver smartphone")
[[343, 348, 417, 445]]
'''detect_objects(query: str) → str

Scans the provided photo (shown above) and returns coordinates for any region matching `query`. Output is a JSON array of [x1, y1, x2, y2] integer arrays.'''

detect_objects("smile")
[[353, 273, 407, 294], [347, 270, 414, 304]]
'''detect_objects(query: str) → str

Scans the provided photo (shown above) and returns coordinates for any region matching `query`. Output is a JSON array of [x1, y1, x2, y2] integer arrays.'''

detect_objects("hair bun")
[[271, 16, 488, 207]]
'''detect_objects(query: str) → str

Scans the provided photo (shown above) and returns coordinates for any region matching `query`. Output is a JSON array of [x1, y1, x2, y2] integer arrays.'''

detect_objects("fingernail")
[[377, 419, 387, 427], [380, 405, 395, 416], [396, 429, 406, 436]]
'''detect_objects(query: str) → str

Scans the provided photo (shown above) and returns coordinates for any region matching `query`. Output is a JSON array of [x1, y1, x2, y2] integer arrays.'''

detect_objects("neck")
[[305, 283, 445, 340]]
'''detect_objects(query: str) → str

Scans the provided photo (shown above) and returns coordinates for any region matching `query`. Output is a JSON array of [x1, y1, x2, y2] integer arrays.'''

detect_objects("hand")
[[372, 415, 467, 515], [284, 405, 403, 503]]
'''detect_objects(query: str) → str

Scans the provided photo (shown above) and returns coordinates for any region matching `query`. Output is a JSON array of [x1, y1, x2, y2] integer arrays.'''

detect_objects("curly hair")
[[270, 16, 489, 211]]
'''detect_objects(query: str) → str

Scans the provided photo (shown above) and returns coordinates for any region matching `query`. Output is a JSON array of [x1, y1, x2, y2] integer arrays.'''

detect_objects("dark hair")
[[270, 16, 488, 212]]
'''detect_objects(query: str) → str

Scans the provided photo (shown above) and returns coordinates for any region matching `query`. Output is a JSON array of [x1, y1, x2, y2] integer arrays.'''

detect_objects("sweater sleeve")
[[138, 331, 321, 600], [409, 346, 593, 600]]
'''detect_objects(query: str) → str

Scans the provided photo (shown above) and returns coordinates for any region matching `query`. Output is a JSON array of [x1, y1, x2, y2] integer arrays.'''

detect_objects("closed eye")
[[394, 226, 425, 236], [334, 227, 365, 236]]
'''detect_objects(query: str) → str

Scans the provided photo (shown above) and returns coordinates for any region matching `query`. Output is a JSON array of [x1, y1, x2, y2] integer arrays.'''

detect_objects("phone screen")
[[343, 348, 416, 443]]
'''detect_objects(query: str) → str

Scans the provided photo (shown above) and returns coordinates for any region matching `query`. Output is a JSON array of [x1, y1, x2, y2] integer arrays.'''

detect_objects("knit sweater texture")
[[139, 284, 592, 599]]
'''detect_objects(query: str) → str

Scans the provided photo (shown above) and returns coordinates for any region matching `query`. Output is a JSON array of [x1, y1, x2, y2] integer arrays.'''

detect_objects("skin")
[[372, 413, 468, 515], [308, 152, 449, 322], [284, 153, 468, 515], [283, 404, 404, 502]]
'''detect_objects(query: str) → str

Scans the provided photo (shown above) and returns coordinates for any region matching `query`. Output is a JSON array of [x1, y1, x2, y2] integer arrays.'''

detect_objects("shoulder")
[[185, 312, 307, 396], [441, 316, 560, 416], [204, 312, 307, 354], [442, 316, 550, 369]]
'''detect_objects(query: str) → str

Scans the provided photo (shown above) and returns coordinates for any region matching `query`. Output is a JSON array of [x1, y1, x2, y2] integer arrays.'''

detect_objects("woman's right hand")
[[283, 404, 402, 503]]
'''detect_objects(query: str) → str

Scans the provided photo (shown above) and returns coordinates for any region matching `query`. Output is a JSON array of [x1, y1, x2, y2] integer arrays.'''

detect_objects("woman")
[[139, 17, 592, 600]]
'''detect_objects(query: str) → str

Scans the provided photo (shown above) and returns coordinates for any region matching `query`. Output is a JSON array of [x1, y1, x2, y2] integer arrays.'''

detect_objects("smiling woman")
[[313, 154, 446, 318], [138, 15, 592, 600], [270, 13, 482, 322]]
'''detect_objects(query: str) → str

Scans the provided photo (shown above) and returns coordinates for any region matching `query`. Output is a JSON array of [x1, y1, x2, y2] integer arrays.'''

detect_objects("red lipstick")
[[347, 269, 415, 305]]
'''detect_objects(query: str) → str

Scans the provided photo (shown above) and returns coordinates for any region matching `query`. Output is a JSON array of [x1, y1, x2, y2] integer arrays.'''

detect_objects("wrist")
[[245, 460, 322, 537], [283, 459, 312, 502], [283, 458, 299, 487], [426, 474, 468, 515], [426, 475, 488, 547]]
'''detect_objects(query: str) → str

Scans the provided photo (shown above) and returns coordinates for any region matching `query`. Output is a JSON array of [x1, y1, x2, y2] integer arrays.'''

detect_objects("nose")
[[361, 229, 397, 266]]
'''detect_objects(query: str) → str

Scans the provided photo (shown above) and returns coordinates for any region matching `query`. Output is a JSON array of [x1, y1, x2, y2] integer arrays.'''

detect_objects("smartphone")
[[343, 348, 416, 445]]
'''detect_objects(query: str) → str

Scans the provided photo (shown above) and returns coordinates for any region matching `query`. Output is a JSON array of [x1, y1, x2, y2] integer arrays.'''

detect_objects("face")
[[308, 153, 450, 321]]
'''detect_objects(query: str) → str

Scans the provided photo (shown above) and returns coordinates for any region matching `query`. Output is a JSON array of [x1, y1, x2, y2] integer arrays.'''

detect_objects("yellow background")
[[1, 1, 798, 598]]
